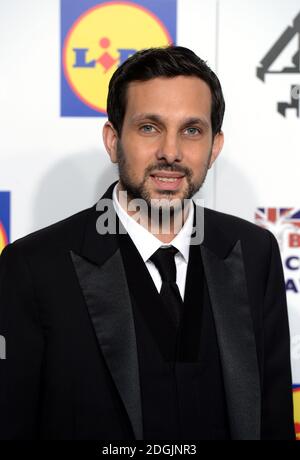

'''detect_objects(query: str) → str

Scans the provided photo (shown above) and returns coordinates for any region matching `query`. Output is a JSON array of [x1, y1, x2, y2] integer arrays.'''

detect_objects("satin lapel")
[[200, 240, 261, 440], [70, 248, 143, 440]]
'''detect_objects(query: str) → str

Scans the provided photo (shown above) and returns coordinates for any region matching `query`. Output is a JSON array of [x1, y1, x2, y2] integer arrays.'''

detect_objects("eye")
[[140, 124, 156, 133], [184, 127, 201, 136]]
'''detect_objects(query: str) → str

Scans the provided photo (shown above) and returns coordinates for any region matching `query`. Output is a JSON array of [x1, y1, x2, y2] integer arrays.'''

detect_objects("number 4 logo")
[[256, 11, 300, 117]]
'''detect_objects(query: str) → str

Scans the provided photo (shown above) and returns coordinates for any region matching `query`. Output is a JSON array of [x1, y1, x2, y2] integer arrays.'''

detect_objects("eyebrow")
[[131, 113, 210, 129]]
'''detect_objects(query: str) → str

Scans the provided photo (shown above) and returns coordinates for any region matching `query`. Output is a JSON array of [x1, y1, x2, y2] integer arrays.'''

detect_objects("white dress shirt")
[[112, 182, 194, 301]]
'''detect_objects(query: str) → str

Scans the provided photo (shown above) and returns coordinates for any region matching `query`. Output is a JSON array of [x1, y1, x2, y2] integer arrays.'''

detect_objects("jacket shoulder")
[[202, 206, 277, 257], [204, 206, 272, 240], [2, 206, 93, 260]]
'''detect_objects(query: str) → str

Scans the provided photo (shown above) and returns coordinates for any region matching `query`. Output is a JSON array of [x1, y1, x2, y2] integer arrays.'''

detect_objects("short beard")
[[116, 140, 210, 218]]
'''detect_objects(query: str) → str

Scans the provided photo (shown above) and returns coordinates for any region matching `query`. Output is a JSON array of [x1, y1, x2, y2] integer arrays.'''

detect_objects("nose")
[[156, 132, 182, 164]]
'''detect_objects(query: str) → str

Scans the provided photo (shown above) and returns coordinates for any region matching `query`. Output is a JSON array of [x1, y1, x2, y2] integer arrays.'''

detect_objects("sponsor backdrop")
[[0, 192, 10, 256], [0, 0, 299, 438]]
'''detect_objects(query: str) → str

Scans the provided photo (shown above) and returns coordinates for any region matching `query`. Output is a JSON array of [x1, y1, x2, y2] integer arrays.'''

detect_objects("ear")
[[208, 131, 224, 169], [102, 121, 119, 163]]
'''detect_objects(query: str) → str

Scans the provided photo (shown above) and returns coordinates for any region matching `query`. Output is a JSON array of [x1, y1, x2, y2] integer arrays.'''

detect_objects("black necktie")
[[150, 246, 183, 327]]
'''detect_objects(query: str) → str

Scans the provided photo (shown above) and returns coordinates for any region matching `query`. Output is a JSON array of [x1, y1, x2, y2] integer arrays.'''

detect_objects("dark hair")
[[106, 45, 225, 137]]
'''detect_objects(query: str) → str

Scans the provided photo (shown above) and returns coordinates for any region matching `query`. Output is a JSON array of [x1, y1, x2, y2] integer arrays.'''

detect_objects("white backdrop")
[[216, 0, 300, 388], [1, 0, 299, 434], [0, 0, 217, 240]]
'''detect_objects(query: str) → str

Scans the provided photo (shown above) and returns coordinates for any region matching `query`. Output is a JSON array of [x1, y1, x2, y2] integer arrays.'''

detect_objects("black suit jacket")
[[0, 182, 295, 440]]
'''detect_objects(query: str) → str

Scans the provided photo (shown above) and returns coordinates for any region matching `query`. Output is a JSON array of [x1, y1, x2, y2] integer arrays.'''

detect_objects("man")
[[0, 46, 295, 440]]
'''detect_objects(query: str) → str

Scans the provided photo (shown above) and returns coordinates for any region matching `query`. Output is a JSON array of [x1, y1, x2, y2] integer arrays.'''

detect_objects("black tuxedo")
[[0, 181, 295, 440], [118, 228, 231, 440]]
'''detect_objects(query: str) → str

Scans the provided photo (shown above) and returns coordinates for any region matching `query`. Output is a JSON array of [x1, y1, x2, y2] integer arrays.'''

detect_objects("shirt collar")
[[112, 182, 194, 263]]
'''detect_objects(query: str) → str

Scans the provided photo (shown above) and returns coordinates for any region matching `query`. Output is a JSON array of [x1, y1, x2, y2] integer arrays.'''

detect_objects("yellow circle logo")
[[0, 222, 8, 255], [63, 1, 172, 113], [294, 387, 300, 440]]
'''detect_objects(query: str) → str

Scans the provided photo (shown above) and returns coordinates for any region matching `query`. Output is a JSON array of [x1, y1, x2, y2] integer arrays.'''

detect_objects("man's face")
[[104, 76, 223, 208]]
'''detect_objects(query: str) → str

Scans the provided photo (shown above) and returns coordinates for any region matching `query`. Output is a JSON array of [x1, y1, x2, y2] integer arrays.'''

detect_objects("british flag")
[[255, 208, 300, 249], [255, 208, 300, 228]]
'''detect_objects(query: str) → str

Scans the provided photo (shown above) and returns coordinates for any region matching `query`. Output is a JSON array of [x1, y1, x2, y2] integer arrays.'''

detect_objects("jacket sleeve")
[[260, 230, 296, 440], [0, 243, 44, 439]]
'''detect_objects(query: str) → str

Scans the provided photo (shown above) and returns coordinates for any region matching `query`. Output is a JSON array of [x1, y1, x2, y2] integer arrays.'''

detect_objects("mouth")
[[150, 173, 185, 191]]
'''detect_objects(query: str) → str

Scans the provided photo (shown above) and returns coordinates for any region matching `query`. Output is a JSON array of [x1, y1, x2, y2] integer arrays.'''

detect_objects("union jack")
[[255, 207, 300, 249]]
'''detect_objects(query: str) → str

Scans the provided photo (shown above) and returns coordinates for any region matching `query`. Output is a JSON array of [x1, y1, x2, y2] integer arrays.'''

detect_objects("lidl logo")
[[61, 0, 177, 116], [293, 385, 300, 440], [0, 192, 10, 255]]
